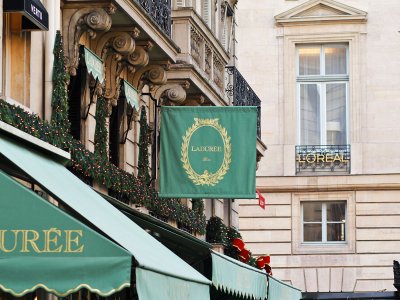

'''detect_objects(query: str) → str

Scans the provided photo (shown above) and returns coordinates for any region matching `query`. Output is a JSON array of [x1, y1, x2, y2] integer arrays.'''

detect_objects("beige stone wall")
[[236, 0, 400, 293], [239, 175, 400, 292], [236, 0, 400, 176]]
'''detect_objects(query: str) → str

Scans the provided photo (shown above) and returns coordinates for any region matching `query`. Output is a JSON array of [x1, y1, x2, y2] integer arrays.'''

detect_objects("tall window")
[[3, 14, 31, 105], [302, 201, 346, 243], [297, 44, 348, 145], [109, 97, 125, 167]]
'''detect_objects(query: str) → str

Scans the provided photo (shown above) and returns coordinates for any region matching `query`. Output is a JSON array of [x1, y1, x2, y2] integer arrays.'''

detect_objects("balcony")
[[225, 66, 261, 138], [171, 8, 230, 99], [295, 145, 351, 174], [136, 0, 172, 37]]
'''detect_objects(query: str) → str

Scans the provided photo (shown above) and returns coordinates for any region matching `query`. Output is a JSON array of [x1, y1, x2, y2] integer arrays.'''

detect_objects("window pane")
[[303, 202, 322, 222], [304, 224, 322, 242], [326, 83, 346, 145], [300, 84, 321, 144], [325, 46, 347, 75], [327, 223, 346, 241], [327, 202, 346, 222], [299, 47, 321, 75]]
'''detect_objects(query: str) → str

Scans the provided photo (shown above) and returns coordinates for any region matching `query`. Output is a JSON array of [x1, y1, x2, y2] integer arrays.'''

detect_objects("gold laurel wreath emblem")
[[181, 118, 231, 186]]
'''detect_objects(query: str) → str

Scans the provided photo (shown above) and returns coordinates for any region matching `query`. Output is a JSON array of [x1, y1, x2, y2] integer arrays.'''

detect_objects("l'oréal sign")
[[296, 145, 350, 174]]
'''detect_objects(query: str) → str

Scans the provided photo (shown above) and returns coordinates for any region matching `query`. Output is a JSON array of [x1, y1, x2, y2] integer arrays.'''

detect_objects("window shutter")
[[176, 0, 184, 7]]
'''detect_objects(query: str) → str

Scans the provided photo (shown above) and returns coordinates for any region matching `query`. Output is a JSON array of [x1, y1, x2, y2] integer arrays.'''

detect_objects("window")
[[3, 14, 31, 104], [292, 192, 355, 254], [109, 96, 125, 167], [297, 44, 348, 145], [302, 201, 346, 243]]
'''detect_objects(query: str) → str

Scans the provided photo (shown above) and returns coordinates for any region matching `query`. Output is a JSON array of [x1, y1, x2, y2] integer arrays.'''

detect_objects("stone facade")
[[237, 0, 400, 293], [1, 0, 265, 242]]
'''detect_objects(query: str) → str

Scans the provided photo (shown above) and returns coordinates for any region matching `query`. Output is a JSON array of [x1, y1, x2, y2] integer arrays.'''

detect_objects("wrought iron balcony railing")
[[296, 145, 351, 174], [136, 0, 172, 37], [225, 66, 261, 138]]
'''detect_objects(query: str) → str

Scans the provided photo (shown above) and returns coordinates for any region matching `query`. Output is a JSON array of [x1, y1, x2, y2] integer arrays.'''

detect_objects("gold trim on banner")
[[181, 118, 231, 186], [0, 282, 131, 297]]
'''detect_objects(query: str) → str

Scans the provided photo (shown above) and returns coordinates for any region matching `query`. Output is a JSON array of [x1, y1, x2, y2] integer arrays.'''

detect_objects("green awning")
[[82, 46, 104, 83], [123, 80, 139, 111], [211, 250, 267, 300], [0, 170, 131, 297], [268, 276, 302, 300], [0, 129, 211, 300]]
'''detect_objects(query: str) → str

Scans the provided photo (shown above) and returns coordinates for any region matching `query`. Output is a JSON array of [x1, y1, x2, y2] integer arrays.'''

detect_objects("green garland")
[[0, 99, 206, 233], [224, 226, 242, 259], [94, 95, 108, 162], [51, 30, 70, 146], [137, 106, 150, 183], [0, 34, 207, 234], [206, 216, 229, 244], [205, 215, 261, 268]]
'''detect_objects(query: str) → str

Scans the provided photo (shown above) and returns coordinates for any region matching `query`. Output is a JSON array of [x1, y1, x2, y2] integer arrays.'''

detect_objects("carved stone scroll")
[[93, 31, 138, 106], [131, 64, 168, 91], [63, 5, 116, 75], [153, 81, 190, 105]]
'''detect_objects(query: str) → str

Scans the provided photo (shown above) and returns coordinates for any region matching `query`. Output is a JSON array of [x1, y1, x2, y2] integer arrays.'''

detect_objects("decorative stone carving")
[[89, 77, 103, 104], [127, 42, 153, 67], [185, 95, 205, 106], [63, 5, 116, 75], [153, 81, 190, 105], [95, 31, 138, 59], [93, 31, 138, 106], [132, 64, 168, 90]]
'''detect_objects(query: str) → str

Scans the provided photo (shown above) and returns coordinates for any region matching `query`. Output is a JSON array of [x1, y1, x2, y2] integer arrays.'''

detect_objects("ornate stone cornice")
[[63, 4, 116, 75]]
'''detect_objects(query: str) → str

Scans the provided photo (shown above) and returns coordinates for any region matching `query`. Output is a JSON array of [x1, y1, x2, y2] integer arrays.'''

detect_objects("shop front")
[[0, 121, 211, 300]]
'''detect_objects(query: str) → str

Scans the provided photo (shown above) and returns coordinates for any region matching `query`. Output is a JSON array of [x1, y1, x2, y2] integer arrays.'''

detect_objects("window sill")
[[294, 241, 355, 254]]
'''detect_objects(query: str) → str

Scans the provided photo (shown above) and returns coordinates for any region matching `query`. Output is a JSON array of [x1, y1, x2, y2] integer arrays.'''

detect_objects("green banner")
[[83, 47, 104, 83], [123, 80, 139, 111], [159, 106, 257, 199]]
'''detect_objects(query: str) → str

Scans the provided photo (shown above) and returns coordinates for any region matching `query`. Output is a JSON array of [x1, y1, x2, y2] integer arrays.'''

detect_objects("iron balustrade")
[[136, 0, 171, 37], [225, 66, 261, 138], [295, 145, 351, 174]]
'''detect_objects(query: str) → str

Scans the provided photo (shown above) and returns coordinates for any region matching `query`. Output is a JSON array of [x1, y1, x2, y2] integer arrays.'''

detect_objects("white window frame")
[[292, 192, 355, 254], [301, 201, 346, 244], [296, 44, 350, 145]]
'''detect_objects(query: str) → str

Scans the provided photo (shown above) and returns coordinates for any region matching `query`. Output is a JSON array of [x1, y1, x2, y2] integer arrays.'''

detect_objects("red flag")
[[257, 189, 265, 210]]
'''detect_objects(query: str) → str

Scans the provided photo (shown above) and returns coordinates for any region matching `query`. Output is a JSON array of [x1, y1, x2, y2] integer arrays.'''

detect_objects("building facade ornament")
[[154, 81, 190, 105], [63, 4, 116, 75], [275, 0, 367, 25], [93, 31, 138, 106]]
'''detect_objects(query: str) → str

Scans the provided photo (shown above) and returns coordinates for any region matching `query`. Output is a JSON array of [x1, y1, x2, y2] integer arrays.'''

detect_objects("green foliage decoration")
[[0, 31, 206, 234], [94, 95, 108, 162], [224, 226, 242, 259], [137, 106, 151, 183], [0, 99, 206, 234], [51, 30, 70, 147], [205, 215, 263, 268], [206, 216, 229, 244]]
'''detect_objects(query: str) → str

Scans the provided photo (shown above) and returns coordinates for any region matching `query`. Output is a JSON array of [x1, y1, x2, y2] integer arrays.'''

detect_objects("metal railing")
[[225, 66, 261, 138], [136, 0, 171, 37], [295, 145, 351, 174]]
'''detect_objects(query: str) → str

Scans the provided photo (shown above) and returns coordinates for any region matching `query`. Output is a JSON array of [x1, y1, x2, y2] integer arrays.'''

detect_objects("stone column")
[[44, 0, 61, 121]]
